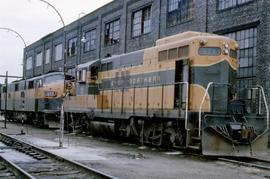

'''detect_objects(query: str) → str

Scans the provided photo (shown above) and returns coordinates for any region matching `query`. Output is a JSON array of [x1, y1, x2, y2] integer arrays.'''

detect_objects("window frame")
[[132, 5, 152, 38], [54, 43, 63, 61], [83, 29, 97, 53], [167, 0, 194, 27], [67, 37, 78, 57], [35, 52, 43, 67], [45, 48, 51, 64], [76, 69, 87, 82], [15, 84, 19, 92], [26, 56, 33, 70], [223, 27, 257, 89], [104, 19, 120, 46], [36, 79, 43, 88], [198, 47, 222, 56], [217, 0, 253, 11], [28, 81, 34, 89]]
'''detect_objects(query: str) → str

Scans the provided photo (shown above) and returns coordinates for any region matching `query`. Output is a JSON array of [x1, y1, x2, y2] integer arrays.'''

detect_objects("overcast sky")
[[0, 0, 112, 83]]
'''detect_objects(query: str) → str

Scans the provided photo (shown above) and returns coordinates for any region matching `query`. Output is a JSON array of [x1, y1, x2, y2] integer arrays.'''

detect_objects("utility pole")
[[4, 71, 8, 128], [37, 0, 67, 148]]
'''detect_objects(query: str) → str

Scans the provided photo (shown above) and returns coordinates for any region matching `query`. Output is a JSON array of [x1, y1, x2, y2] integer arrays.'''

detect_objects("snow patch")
[[48, 146, 106, 161], [1, 149, 36, 162]]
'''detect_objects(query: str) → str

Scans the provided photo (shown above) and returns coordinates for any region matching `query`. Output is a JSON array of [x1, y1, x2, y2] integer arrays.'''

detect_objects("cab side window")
[[28, 81, 34, 89]]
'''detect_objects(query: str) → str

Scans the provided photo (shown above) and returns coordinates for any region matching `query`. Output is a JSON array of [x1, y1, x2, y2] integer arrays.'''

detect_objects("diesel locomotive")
[[0, 72, 72, 127], [1, 31, 268, 157]]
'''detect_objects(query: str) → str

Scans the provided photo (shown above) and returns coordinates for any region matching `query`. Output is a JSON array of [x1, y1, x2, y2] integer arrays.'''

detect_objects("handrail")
[[258, 88, 262, 115], [182, 82, 189, 132], [110, 89, 113, 114], [161, 84, 164, 116], [121, 88, 124, 114], [198, 82, 231, 138], [146, 86, 149, 116], [257, 85, 269, 131], [198, 82, 213, 138], [133, 87, 136, 114]]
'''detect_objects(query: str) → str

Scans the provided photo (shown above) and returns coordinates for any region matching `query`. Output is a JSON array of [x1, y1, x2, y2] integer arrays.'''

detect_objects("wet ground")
[[0, 119, 269, 179]]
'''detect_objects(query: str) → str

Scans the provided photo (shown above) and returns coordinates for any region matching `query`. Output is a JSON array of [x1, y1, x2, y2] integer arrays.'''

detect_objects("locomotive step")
[[188, 145, 200, 150], [191, 136, 201, 142]]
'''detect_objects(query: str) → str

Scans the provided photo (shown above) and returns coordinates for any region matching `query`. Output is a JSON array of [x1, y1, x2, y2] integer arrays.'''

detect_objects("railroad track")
[[0, 161, 15, 179], [185, 152, 270, 177], [0, 132, 117, 179], [218, 157, 270, 171], [0, 155, 34, 178]]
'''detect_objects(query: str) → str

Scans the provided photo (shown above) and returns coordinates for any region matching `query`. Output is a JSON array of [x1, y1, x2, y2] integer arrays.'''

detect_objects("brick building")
[[23, 0, 270, 98]]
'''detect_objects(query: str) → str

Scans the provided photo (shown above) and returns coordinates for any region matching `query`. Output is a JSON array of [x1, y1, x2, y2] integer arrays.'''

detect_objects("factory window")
[[224, 27, 257, 89], [83, 29, 96, 52], [167, 0, 194, 27], [45, 49, 51, 64], [105, 19, 120, 45], [67, 37, 77, 56], [132, 6, 152, 37], [218, 0, 253, 10], [55, 43, 63, 61], [36, 52, 43, 67], [26, 56, 32, 70]]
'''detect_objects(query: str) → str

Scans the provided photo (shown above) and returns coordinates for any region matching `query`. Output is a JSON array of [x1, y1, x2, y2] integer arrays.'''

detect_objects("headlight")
[[199, 39, 207, 46], [224, 49, 229, 55], [223, 42, 229, 55]]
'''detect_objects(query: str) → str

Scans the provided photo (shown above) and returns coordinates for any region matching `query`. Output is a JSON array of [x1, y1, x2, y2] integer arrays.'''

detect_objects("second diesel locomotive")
[[1, 32, 268, 157], [0, 72, 71, 127]]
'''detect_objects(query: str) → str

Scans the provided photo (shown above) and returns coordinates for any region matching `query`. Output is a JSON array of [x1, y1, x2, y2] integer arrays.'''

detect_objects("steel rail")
[[187, 153, 270, 172], [218, 157, 270, 171], [0, 132, 117, 179], [0, 155, 35, 179]]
